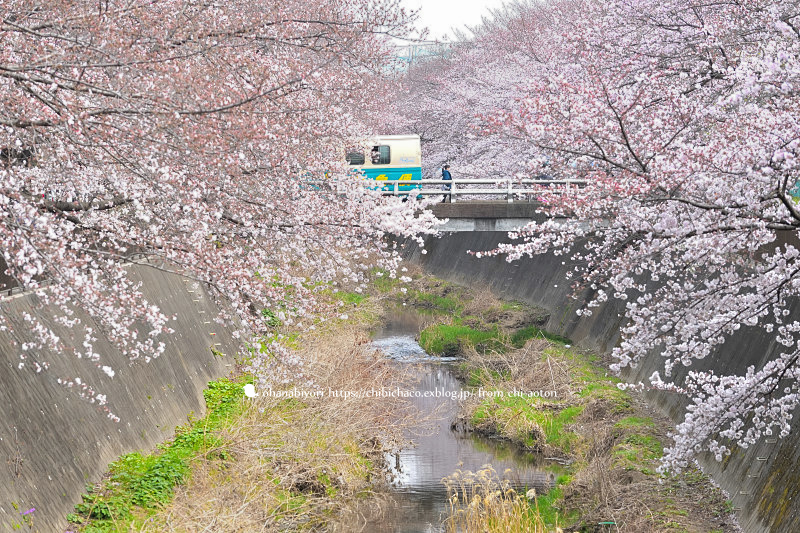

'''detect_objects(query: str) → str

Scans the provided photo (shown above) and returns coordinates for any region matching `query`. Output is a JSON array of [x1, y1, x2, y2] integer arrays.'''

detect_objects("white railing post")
[[394, 181, 398, 196], [451, 180, 457, 203], [507, 179, 513, 203]]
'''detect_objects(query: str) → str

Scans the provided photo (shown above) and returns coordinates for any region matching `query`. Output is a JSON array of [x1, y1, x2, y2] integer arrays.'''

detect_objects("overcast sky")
[[401, 0, 511, 41]]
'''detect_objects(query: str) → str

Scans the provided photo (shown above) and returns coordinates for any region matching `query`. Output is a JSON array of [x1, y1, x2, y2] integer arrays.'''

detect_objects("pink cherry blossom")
[[405, 0, 800, 471]]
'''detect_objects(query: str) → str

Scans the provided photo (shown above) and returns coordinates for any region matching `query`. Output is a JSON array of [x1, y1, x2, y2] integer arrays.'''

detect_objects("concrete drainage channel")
[[332, 308, 556, 532], [0, 265, 238, 532], [402, 228, 800, 533]]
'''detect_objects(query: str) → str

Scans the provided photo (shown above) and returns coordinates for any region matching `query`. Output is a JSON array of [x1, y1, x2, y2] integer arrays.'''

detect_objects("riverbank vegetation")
[[67, 270, 737, 532], [442, 466, 548, 533], [384, 273, 737, 532], [66, 295, 412, 532]]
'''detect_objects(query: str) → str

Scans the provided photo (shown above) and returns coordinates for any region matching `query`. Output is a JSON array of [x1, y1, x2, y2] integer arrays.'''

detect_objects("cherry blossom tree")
[[396, 1, 562, 192], [0, 0, 438, 416], [398, 35, 542, 179], [408, 0, 800, 470]]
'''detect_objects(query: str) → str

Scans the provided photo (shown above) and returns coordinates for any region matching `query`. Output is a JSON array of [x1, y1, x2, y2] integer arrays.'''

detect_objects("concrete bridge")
[[430, 201, 551, 232]]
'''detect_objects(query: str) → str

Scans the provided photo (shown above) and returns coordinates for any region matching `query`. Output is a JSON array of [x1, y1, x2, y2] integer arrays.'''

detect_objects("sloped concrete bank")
[[403, 229, 800, 533], [0, 265, 239, 531]]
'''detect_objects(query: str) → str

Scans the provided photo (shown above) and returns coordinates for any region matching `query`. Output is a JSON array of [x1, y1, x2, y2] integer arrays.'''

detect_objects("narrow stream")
[[338, 308, 554, 532]]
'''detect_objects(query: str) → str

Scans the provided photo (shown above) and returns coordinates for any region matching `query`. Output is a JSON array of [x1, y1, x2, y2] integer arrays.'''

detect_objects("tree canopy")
[[0, 0, 436, 417], [405, 0, 800, 471]]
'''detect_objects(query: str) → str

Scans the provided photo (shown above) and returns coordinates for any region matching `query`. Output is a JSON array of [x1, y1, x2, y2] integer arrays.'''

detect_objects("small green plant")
[[68, 377, 248, 531], [261, 308, 281, 328], [724, 499, 736, 513]]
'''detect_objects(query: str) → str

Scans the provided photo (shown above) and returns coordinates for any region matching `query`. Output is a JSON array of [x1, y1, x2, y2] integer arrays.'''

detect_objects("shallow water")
[[334, 308, 554, 532]]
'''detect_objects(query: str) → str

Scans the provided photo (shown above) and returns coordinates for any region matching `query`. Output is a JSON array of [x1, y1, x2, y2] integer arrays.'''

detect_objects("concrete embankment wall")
[[0, 265, 239, 532], [404, 228, 800, 533]]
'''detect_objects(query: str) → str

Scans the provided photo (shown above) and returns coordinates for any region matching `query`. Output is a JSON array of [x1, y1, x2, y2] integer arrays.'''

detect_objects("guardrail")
[[369, 179, 587, 203]]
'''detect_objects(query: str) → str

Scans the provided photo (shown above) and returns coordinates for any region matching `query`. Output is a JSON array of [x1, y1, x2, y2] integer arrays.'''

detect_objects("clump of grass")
[[472, 396, 584, 453], [442, 466, 554, 533], [461, 287, 504, 316], [464, 366, 510, 387], [532, 474, 576, 527], [418, 321, 572, 359], [611, 433, 664, 474], [407, 289, 463, 314], [419, 323, 505, 355], [338, 291, 367, 305], [577, 383, 633, 414]]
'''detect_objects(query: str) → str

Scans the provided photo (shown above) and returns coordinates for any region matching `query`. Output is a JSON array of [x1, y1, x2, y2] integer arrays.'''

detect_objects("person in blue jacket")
[[441, 164, 452, 203]]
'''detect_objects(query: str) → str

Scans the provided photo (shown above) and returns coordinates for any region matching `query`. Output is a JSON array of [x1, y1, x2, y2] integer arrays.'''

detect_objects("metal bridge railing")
[[366, 178, 587, 203]]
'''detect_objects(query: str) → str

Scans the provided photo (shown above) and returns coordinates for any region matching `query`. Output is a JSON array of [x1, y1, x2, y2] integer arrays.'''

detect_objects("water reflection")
[[335, 308, 554, 532]]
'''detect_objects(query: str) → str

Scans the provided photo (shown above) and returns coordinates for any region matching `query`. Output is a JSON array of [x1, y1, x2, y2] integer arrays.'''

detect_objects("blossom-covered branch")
[[0, 0, 437, 417], [406, 0, 800, 470]]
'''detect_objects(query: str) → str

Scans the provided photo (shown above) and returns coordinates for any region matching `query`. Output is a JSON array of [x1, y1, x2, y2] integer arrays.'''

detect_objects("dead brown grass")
[[458, 340, 576, 404], [561, 400, 734, 533], [462, 286, 504, 317], [442, 465, 553, 533], [139, 324, 418, 532]]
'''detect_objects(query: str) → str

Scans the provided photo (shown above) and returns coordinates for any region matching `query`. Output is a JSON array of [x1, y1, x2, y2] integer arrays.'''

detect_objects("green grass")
[[419, 324, 505, 355], [419, 321, 575, 358], [472, 395, 584, 452], [577, 383, 633, 413], [614, 416, 655, 429], [621, 434, 664, 460], [510, 325, 571, 347], [67, 377, 250, 532], [371, 268, 401, 292], [532, 474, 578, 527], [338, 291, 367, 305], [538, 405, 585, 452], [611, 433, 664, 474], [406, 289, 463, 314], [463, 366, 510, 387]]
